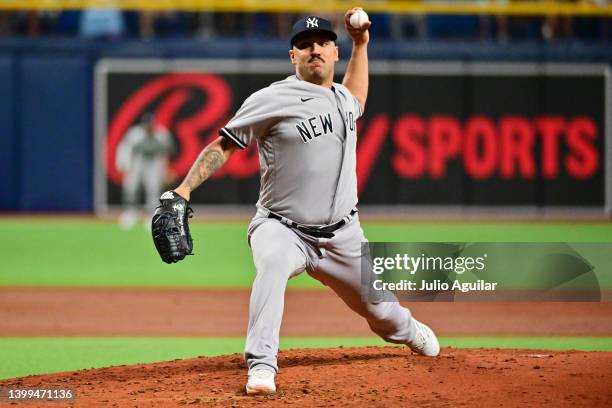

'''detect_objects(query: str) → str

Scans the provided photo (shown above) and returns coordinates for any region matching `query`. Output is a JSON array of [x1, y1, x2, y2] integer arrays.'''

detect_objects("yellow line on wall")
[[1, 1, 611, 16]]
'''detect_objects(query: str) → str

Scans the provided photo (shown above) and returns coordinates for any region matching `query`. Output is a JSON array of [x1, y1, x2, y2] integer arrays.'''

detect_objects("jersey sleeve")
[[336, 84, 364, 120], [219, 90, 276, 149], [352, 94, 363, 119]]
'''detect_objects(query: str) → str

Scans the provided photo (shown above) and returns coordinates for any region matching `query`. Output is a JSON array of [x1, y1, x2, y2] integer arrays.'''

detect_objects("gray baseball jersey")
[[220, 75, 362, 225]]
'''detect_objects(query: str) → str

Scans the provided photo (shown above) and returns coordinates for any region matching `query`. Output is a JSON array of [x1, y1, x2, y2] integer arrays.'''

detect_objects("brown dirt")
[[1, 347, 612, 407], [1, 287, 612, 407], [2, 287, 612, 336]]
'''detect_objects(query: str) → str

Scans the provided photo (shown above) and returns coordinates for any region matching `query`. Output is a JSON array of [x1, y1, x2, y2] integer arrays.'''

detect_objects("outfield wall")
[[0, 39, 611, 216]]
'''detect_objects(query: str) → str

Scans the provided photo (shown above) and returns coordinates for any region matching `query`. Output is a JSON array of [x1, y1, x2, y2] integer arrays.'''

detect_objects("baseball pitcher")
[[152, 8, 439, 396]]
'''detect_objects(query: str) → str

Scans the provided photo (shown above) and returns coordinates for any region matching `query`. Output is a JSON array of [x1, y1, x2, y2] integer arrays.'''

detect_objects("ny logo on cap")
[[306, 17, 319, 28]]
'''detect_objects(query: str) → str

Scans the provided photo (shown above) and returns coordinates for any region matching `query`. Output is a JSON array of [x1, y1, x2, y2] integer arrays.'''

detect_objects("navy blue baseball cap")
[[290, 16, 337, 46]]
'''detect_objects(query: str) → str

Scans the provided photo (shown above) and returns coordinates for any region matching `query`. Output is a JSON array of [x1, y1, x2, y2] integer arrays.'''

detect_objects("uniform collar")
[[287, 75, 337, 92]]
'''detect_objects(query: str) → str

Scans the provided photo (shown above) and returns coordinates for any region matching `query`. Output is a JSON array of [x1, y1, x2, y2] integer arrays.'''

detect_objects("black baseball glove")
[[151, 191, 194, 264]]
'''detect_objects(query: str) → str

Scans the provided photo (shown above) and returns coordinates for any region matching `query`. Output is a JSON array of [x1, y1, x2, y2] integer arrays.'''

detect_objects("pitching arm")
[[341, 7, 371, 112]]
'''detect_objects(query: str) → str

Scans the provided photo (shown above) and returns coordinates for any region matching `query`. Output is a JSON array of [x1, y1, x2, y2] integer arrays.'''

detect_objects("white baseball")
[[349, 10, 369, 29]]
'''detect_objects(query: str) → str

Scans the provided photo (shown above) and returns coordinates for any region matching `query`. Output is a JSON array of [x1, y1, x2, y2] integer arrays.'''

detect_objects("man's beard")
[[300, 64, 330, 84]]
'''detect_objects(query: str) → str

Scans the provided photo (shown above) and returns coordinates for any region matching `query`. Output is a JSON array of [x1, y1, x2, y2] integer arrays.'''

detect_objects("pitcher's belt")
[[267, 209, 358, 239]]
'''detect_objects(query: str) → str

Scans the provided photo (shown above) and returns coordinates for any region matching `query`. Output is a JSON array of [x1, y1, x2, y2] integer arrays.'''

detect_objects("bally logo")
[[296, 113, 333, 143], [306, 17, 319, 28]]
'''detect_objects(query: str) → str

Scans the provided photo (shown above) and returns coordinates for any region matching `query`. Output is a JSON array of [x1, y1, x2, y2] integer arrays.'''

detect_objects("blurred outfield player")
[[116, 113, 174, 229], [169, 8, 440, 395]]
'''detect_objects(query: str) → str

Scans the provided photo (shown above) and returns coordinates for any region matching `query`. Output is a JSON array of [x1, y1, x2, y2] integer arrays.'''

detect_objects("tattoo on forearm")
[[185, 147, 225, 191]]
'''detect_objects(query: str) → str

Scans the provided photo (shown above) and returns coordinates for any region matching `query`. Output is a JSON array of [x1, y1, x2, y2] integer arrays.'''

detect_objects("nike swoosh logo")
[[301, 97, 314, 102]]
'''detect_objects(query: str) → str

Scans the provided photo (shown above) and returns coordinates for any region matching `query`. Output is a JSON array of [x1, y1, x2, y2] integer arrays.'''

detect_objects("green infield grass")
[[1, 336, 611, 380], [1, 219, 611, 288]]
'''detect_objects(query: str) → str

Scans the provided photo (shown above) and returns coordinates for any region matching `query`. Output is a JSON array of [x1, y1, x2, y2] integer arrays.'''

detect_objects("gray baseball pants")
[[244, 212, 418, 374]]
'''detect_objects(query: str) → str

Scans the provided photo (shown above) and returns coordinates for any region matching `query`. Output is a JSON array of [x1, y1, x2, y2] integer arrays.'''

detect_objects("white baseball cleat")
[[245, 368, 276, 395], [408, 320, 440, 357]]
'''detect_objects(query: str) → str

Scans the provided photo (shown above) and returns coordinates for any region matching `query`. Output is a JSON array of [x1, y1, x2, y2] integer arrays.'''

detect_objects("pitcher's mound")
[[2, 346, 612, 407]]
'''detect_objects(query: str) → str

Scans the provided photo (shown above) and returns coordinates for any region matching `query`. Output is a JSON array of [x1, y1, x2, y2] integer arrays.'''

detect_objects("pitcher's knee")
[[253, 245, 304, 278]]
